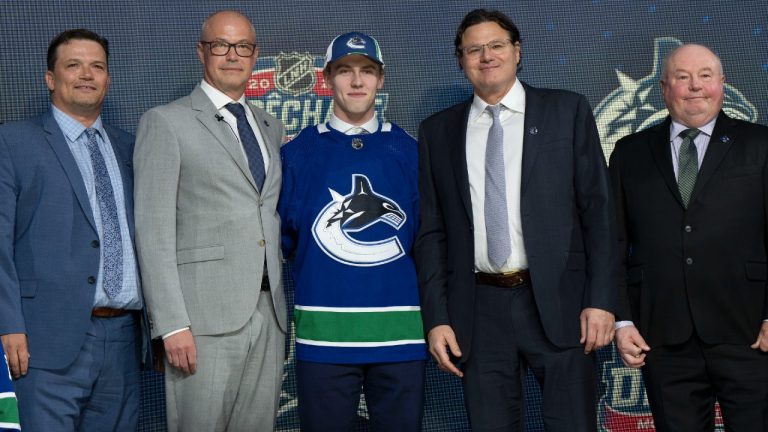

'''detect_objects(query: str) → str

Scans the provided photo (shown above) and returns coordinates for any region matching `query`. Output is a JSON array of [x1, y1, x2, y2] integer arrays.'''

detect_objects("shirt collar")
[[51, 104, 105, 142], [670, 116, 717, 141], [469, 78, 526, 123], [328, 113, 379, 134], [200, 79, 247, 110]]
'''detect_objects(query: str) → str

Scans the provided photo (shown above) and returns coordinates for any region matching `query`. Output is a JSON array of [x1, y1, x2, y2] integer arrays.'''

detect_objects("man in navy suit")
[[0, 29, 150, 430], [415, 9, 617, 431], [611, 43, 768, 431]]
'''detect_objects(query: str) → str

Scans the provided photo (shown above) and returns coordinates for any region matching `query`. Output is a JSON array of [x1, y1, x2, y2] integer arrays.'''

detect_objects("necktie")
[[677, 128, 701, 208], [225, 103, 266, 190], [347, 127, 369, 135], [84, 128, 123, 298], [484, 105, 511, 268]]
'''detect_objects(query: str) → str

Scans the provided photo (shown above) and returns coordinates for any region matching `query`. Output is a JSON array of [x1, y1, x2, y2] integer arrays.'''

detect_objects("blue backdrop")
[[2, 1, 766, 431]]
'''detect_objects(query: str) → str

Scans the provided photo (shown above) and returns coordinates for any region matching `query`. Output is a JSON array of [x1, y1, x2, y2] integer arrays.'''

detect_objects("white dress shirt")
[[466, 78, 527, 273]]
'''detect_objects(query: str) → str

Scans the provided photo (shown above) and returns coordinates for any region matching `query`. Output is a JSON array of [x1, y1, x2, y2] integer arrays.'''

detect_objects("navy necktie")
[[677, 128, 701, 208], [225, 103, 266, 190], [484, 105, 511, 269], [84, 128, 123, 298]]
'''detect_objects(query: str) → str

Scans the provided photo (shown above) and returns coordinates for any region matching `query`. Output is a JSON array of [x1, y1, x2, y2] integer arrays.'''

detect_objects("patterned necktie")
[[84, 128, 123, 298], [677, 128, 701, 208], [484, 105, 511, 268], [225, 103, 266, 190]]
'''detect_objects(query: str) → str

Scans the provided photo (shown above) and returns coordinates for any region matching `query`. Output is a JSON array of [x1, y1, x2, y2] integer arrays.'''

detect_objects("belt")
[[92, 307, 133, 318], [475, 269, 530, 288], [261, 273, 270, 291]]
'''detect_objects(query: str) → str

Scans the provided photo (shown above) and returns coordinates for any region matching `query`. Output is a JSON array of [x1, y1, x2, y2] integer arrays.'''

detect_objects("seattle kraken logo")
[[595, 37, 758, 161], [312, 174, 406, 267]]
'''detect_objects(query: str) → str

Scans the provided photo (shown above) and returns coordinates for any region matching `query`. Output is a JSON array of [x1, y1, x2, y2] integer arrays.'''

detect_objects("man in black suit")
[[610, 43, 768, 431], [415, 9, 617, 431]]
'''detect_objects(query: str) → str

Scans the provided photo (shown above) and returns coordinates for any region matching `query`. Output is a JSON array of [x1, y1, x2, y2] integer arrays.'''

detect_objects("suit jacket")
[[415, 82, 617, 360], [133, 85, 287, 339], [610, 111, 768, 347], [0, 111, 152, 370]]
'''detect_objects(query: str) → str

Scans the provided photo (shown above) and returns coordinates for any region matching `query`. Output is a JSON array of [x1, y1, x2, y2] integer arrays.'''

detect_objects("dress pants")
[[463, 282, 597, 432], [165, 291, 285, 431], [15, 313, 141, 432], [296, 359, 425, 431], [642, 332, 768, 432]]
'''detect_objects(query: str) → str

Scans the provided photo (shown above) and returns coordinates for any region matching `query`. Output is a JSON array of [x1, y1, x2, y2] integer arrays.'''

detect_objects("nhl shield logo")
[[275, 52, 316, 96]]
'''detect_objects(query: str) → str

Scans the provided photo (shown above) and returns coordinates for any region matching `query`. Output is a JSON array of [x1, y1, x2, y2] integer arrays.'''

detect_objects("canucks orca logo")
[[312, 174, 406, 267], [595, 37, 758, 161]]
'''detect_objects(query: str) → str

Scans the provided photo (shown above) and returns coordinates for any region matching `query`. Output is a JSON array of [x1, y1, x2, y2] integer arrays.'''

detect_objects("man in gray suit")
[[133, 10, 286, 431]]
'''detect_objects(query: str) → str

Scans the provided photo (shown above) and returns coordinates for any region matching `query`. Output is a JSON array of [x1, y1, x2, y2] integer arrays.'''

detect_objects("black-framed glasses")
[[199, 41, 257, 57], [459, 39, 514, 59]]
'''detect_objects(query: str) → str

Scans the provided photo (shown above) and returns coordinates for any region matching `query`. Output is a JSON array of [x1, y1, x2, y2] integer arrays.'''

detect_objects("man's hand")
[[1, 333, 29, 378], [427, 325, 463, 378], [163, 329, 197, 374], [579, 307, 615, 353], [615, 325, 650, 368], [750, 321, 768, 352]]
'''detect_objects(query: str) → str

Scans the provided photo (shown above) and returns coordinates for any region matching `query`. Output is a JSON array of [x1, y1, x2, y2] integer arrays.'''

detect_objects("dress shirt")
[[466, 78, 527, 273], [670, 118, 716, 179], [200, 79, 270, 173], [328, 113, 379, 135], [52, 106, 141, 310]]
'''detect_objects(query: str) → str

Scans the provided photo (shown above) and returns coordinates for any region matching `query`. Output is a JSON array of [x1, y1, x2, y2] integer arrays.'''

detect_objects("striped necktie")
[[677, 128, 701, 208]]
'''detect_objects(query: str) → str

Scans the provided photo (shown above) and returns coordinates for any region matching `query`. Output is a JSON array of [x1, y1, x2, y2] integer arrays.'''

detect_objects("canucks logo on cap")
[[594, 37, 758, 161], [347, 36, 366, 49], [312, 174, 406, 267]]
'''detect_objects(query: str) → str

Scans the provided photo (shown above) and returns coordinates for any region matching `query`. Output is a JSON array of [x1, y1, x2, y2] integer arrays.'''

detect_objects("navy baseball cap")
[[324, 32, 384, 68]]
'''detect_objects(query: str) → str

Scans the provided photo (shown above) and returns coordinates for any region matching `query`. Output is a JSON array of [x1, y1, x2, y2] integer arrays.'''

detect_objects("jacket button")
[[684, 225, 692, 233], [91, 239, 100, 248], [87, 276, 96, 284], [258, 240, 266, 247], [685, 257, 693, 265]]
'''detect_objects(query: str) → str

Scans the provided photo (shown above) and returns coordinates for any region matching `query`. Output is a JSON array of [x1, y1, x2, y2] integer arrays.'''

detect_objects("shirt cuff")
[[162, 327, 190, 339], [614, 320, 635, 330]]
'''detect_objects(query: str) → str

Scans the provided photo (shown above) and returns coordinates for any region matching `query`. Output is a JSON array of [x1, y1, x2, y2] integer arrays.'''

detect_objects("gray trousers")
[[165, 291, 285, 431]]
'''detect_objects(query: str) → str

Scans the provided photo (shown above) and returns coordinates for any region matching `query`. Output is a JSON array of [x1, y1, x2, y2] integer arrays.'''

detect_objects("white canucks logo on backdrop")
[[312, 174, 406, 267], [594, 37, 758, 161]]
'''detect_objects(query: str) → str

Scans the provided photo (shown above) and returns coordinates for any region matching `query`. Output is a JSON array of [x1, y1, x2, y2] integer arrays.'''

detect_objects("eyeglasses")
[[459, 39, 514, 59], [199, 41, 257, 57]]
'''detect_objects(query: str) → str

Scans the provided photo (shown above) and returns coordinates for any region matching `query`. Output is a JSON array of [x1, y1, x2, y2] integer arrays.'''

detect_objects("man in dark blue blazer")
[[611, 43, 768, 431], [415, 9, 617, 431], [0, 29, 150, 431]]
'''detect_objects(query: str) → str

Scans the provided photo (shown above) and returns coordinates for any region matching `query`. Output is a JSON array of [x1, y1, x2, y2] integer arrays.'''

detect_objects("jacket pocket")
[[745, 261, 767, 281], [176, 245, 225, 265], [19, 280, 37, 298]]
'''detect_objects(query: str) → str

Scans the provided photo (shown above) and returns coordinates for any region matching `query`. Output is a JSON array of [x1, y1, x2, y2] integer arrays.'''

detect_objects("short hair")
[[47, 28, 109, 71], [454, 9, 522, 59]]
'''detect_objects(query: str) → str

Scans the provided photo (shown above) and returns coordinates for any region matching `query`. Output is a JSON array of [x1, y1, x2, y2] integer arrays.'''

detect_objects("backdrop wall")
[[2, 1, 766, 431]]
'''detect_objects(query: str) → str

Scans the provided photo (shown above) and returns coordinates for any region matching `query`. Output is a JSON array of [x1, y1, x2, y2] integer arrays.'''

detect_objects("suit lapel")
[[520, 86, 543, 195], [42, 112, 97, 231], [247, 104, 279, 194], [689, 111, 734, 205], [190, 86, 259, 193], [648, 117, 684, 207], [449, 100, 473, 219]]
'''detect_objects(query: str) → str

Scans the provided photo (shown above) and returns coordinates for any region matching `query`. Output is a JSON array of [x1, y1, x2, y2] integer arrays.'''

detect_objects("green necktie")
[[677, 128, 701, 208]]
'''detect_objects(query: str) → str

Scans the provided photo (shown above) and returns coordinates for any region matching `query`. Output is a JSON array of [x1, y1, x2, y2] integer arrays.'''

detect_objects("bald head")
[[201, 10, 256, 43], [660, 43, 725, 128]]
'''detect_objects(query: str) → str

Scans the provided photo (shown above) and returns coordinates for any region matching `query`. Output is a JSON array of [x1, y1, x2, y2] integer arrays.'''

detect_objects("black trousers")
[[463, 282, 597, 432], [643, 332, 768, 432]]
